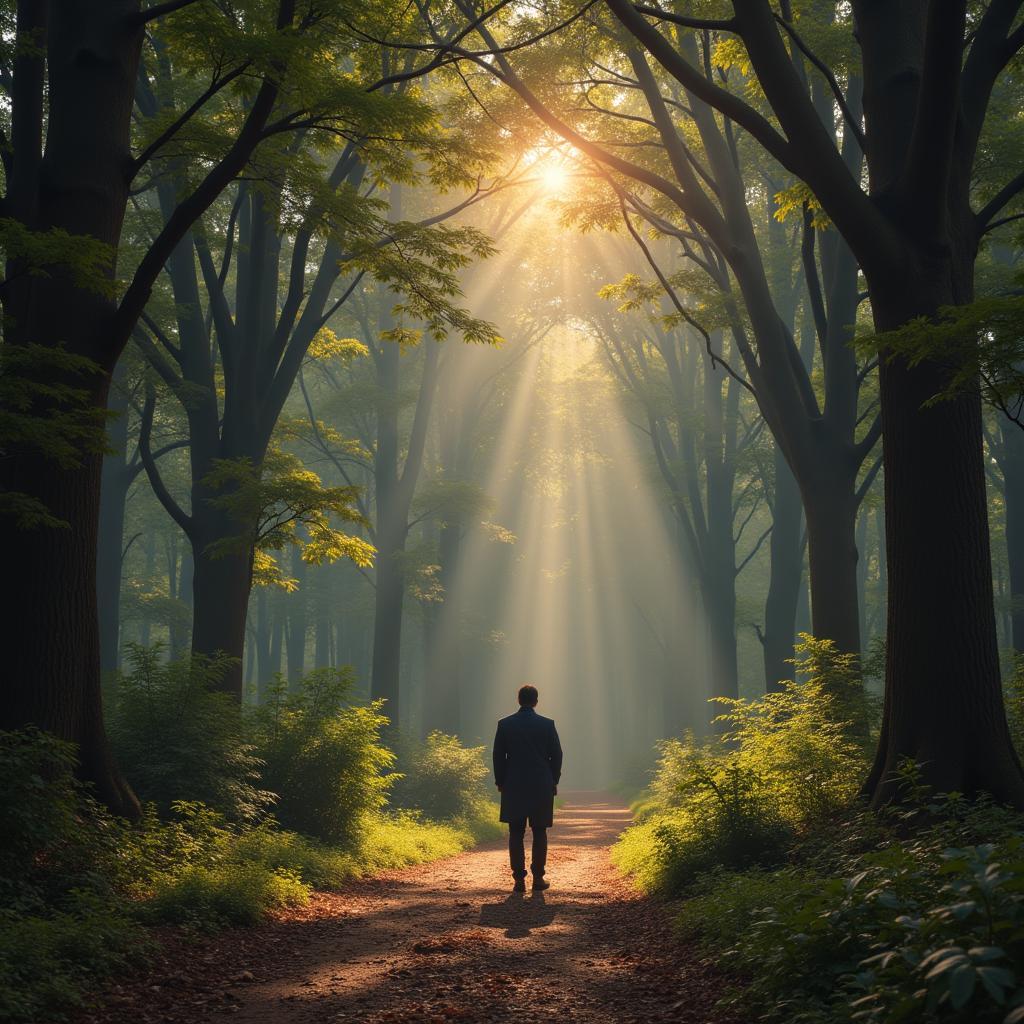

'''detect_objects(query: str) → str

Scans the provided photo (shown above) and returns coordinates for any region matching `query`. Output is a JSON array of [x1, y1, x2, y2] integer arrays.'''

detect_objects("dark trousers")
[[508, 818, 548, 879]]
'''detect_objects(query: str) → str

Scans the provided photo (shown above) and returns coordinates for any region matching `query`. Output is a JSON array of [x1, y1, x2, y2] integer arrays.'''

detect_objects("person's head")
[[517, 684, 539, 708]]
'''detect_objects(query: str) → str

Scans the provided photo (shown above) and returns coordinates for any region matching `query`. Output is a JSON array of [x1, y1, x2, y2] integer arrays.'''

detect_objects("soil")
[[81, 794, 734, 1024]]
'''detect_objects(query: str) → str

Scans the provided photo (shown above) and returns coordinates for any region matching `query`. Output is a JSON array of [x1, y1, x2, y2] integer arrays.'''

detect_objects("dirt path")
[[87, 794, 731, 1024]]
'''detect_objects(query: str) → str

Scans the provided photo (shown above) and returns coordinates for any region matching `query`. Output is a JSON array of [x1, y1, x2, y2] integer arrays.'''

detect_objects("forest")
[[3, 1, 1024, 1022]]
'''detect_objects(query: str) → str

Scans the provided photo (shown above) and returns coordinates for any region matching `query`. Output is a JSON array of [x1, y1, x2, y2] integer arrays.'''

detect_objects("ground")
[[82, 795, 732, 1024]]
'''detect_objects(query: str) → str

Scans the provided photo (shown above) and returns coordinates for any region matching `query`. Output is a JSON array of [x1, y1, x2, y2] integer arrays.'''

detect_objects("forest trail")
[[86, 795, 731, 1024]]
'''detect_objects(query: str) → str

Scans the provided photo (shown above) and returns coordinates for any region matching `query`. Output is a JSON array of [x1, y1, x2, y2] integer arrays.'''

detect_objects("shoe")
[[532, 878, 550, 891], [513, 878, 526, 893]]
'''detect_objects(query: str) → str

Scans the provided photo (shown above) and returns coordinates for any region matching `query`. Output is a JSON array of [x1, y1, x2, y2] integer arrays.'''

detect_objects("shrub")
[[252, 668, 393, 847], [672, 781, 1024, 1023], [107, 644, 273, 821], [0, 730, 148, 1021], [615, 639, 872, 895], [0, 728, 107, 909], [390, 730, 494, 822], [0, 893, 148, 1023], [143, 861, 309, 929]]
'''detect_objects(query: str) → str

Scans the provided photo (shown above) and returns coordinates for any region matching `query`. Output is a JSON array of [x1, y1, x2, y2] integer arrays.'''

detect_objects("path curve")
[[86, 794, 731, 1024]]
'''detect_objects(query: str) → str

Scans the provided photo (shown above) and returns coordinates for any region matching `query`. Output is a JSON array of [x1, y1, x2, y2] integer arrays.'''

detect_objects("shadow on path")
[[80, 792, 735, 1024]]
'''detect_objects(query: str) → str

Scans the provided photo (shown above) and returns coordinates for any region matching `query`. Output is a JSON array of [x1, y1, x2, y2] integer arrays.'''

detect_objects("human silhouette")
[[492, 684, 563, 893]]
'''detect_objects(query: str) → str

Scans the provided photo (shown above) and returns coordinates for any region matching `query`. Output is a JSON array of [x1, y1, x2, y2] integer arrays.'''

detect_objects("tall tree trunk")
[[423, 518, 463, 736], [762, 448, 804, 690], [856, 509, 870, 652], [371, 532, 406, 728], [704, 572, 739, 702], [140, 530, 156, 647], [98, 373, 131, 676], [189, 493, 254, 695], [286, 547, 307, 685], [804, 480, 861, 662], [864, 275, 1024, 805], [1000, 420, 1024, 653]]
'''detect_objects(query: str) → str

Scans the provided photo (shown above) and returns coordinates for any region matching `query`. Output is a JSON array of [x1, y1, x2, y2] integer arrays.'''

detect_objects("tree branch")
[[631, 4, 736, 31], [976, 168, 1024, 230], [771, 11, 865, 151], [129, 0, 203, 25], [139, 383, 194, 536], [127, 63, 251, 182]]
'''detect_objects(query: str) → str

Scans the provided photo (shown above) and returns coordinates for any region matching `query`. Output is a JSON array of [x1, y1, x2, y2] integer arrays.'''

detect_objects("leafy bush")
[[0, 728, 115, 910], [0, 721, 497, 1021], [143, 861, 309, 929], [0, 730, 148, 1021], [252, 668, 393, 847], [0, 892, 148, 1023], [107, 644, 272, 821], [390, 730, 496, 823], [672, 776, 1024, 1023], [615, 637, 872, 894]]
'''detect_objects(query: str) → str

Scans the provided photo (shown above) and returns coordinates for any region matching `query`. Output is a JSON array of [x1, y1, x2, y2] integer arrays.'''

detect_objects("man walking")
[[492, 684, 563, 893]]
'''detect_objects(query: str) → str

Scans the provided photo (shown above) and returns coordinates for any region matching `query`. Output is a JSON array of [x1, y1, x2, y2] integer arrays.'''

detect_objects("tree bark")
[[863, 278, 1024, 805], [763, 449, 804, 690], [0, 0, 144, 816], [98, 373, 131, 677], [999, 420, 1024, 652]]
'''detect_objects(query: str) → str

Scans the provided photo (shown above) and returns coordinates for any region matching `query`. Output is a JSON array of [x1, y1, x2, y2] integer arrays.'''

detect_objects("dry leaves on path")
[[80, 795, 735, 1024]]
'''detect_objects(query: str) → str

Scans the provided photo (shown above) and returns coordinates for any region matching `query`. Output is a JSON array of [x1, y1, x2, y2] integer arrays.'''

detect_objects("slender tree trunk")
[[270, 596, 284, 679], [763, 448, 803, 690], [704, 573, 739, 702], [254, 587, 271, 693], [1000, 420, 1024, 653], [856, 509, 870, 652], [140, 530, 156, 647], [424, 518, 463, 735], [286, 547, 307, 685], [98, 375, 130, 676], [371, 532, 406, 728]]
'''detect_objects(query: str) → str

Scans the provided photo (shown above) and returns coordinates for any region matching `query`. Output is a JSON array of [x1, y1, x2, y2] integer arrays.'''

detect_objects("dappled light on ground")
[[79, 796, 732, 1024]]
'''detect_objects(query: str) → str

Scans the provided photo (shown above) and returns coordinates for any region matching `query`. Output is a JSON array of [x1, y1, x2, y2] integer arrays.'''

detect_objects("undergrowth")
[[614, 637, 1024, 1024], [1, 657, 499, 1021]]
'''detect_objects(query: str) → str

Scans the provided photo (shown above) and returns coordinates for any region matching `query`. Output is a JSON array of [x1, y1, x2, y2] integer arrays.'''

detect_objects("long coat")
[[492, 706, 563, 827]]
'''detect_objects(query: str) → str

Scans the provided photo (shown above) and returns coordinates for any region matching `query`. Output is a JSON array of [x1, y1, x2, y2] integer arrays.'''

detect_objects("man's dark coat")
[[492, 706, 563, 827]]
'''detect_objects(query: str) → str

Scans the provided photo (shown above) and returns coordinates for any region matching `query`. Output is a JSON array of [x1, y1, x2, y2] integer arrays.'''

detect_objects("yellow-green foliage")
[[614, 637, 872, 894], [144, 861, 309, 929], [390, 730, 501, 836], [0, 726, 499, 1021]]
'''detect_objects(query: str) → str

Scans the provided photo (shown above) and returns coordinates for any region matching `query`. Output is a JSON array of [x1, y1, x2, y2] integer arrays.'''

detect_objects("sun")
[[524, 145, 575, 195], [538, 161, 569, 194]]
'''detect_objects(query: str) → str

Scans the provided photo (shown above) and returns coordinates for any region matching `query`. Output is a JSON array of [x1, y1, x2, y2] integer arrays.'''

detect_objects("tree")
[[129, 17, 501, 700], [599, 0, 1024, 804], [421, 2, 880, 697], [0, 0, 312, 813]]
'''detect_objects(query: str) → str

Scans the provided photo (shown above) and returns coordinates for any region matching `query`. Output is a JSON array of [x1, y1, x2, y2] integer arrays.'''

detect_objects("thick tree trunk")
[[804, 481, 861, 663], [189, 497, 254, 697], [763, 447, 804, 690], [705, 573, 739, 703], [2, 445, 139, 817], [864, 281, 1024, 806]]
